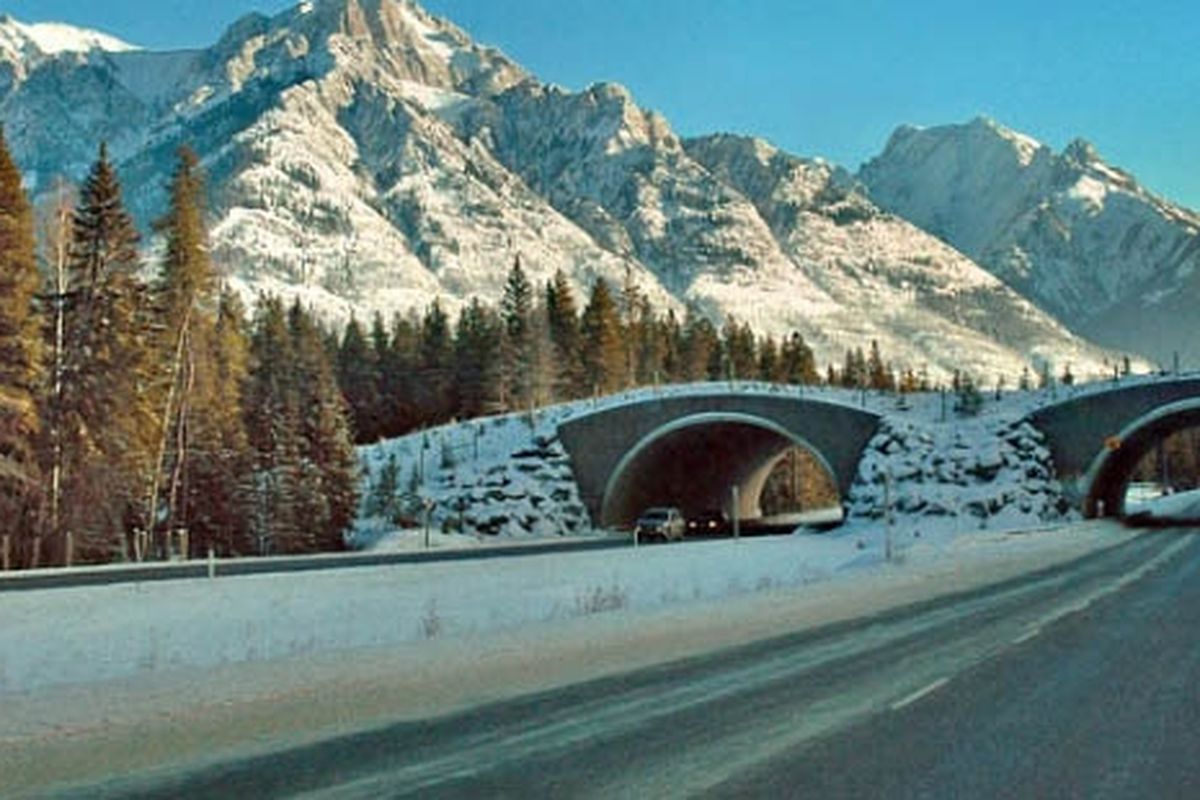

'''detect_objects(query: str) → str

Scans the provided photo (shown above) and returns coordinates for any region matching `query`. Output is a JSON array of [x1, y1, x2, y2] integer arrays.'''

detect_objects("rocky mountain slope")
[[860, 117, 1200, 365], [0, 1, 1135, 380]]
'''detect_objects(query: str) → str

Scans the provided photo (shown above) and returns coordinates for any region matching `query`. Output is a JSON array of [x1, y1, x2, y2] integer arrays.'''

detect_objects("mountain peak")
[[1063, 137, 1099, 165], [0, 15, 137, 59]]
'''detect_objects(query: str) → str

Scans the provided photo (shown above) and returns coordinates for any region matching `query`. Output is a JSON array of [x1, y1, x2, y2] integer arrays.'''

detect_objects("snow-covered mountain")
[[859, 117, 1200, 365], [0, 1, 1133, 379]]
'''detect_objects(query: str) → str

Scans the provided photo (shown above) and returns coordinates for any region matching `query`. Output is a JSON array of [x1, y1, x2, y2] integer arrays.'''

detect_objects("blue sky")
[[6, 0, 1198, 208]]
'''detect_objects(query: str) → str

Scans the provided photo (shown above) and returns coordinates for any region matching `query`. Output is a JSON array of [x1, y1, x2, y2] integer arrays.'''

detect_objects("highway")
[[64, 529, 1200, 799]]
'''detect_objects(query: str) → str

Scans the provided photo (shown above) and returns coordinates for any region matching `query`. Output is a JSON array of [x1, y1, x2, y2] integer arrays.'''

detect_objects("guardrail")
[[0, 536, 626, 593]]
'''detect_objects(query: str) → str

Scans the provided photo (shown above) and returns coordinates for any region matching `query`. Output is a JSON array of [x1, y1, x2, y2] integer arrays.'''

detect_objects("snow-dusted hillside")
[[349, 375, 1198, 547], [686, 134, 1119, 379], [860, 117, 1200, 365], [1, 1, 1138, 377]]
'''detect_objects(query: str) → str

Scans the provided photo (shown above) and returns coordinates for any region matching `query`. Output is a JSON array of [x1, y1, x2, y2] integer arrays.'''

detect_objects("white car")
[[634, 507, 686, 542]]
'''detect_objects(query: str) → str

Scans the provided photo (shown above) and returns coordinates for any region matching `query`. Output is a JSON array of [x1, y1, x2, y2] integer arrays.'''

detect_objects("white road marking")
[[1013, 626, 1042, 645], [891, 677, 950, 711]]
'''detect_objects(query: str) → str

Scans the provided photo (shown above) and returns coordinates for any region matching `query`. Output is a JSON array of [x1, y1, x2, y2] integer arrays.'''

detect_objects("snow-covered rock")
[[860, 117, 1200, 365]]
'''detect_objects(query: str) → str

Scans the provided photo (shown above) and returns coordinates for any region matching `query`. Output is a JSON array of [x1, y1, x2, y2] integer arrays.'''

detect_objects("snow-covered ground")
[[1, 374, 1186, 793], [0, 518, 1138, 795], [0, 517, 1124, 699]]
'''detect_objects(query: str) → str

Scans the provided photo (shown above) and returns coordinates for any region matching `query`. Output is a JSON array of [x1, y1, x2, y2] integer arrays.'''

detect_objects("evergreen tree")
[[501, 256, 535, 410], [723, 316, 757, 380], [289, 300, 359, 552], [619, 267, 642, 388], [418, 300, 454, 422], [0, 128, 43, 565], [366, 452, 401, 521], [779, 332, 819, 385], [841, 347, 867, 389], [632, 295, 665, 386], [454, 298, 503, 418], [60, 143, 156, 562], [867, 340, 892, 390], [681, 310, 719, 382], [758, 335, 780, 382], [184, 290, 256, 556], [245, 296, 305, 554], [380, 312, 419, 438], [658, 309, 684, 383], [544, 269, 585, 399], [955, 373, 984, 416], [580, 278, 624, 395], [337, 316, 380, 442], [149, 146, 230, 559]]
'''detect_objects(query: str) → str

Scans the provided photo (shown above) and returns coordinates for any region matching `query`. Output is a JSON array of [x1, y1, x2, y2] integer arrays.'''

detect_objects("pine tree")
[[418, 300, 454, 423], [379, 312, 419, 438], [337, 316, 380, 442], [681, 310, 719, 382], [758, 335, 780, 382], [580, 278, 625, 396], [0, 128, 43, 565], [501, 256, 535, 410], [632, 295, 665, 386], [841, 348, 867, 389], [245, 296, 304, 554], [779, 332, 818, 385], [658, 309, 683, 383], [454, 298, 503, 418], [60, 143, 157, 563], [867, 340, 891, 390], [185, 290, 256, 556], [289, 301, 359, 552], [148, 146, 228, 559], [619, 269, 644, 388], [367, 452, 401, 521], [723, 316, 757, 380], [544, 270, 587, 400]]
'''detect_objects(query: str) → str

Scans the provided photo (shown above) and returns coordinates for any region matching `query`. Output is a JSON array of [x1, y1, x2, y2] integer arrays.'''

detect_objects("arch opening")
[[1085, 400, 1200, 518], [600, 413, 841, 531]]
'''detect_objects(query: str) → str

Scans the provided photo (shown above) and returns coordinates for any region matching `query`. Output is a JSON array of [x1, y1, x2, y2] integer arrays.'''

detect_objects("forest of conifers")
[[6, 130, 1192, 571]]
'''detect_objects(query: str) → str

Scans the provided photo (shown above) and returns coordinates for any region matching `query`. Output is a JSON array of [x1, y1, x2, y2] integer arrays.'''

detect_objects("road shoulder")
[[2, 522, 1137, 795]]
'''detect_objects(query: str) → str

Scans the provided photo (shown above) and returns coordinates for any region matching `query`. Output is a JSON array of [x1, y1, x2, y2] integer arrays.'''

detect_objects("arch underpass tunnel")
[[1087, 402, 1200, 518], [600, 417, 839, 530]]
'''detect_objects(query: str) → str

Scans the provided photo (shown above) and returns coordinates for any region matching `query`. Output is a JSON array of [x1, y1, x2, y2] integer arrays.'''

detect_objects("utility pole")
[[884, 468, 894, 563], [731, 486, 740, 539]]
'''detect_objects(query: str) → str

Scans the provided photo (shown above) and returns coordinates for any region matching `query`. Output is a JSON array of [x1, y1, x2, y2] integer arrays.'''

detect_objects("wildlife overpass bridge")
[[557, 391, 881, 529], [1028, 376, 1200, 517]]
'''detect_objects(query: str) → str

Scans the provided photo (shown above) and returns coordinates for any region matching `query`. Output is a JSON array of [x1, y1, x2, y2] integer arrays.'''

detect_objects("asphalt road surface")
[[64, 530, 1200, 799]]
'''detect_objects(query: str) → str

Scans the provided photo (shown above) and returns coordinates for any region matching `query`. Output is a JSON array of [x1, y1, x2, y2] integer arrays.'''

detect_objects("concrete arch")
[[555, 390, 881, 529], [599, 412, 838, 528], [1082, 398, 1200, 518], [1026, 376, 1200, 511]]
